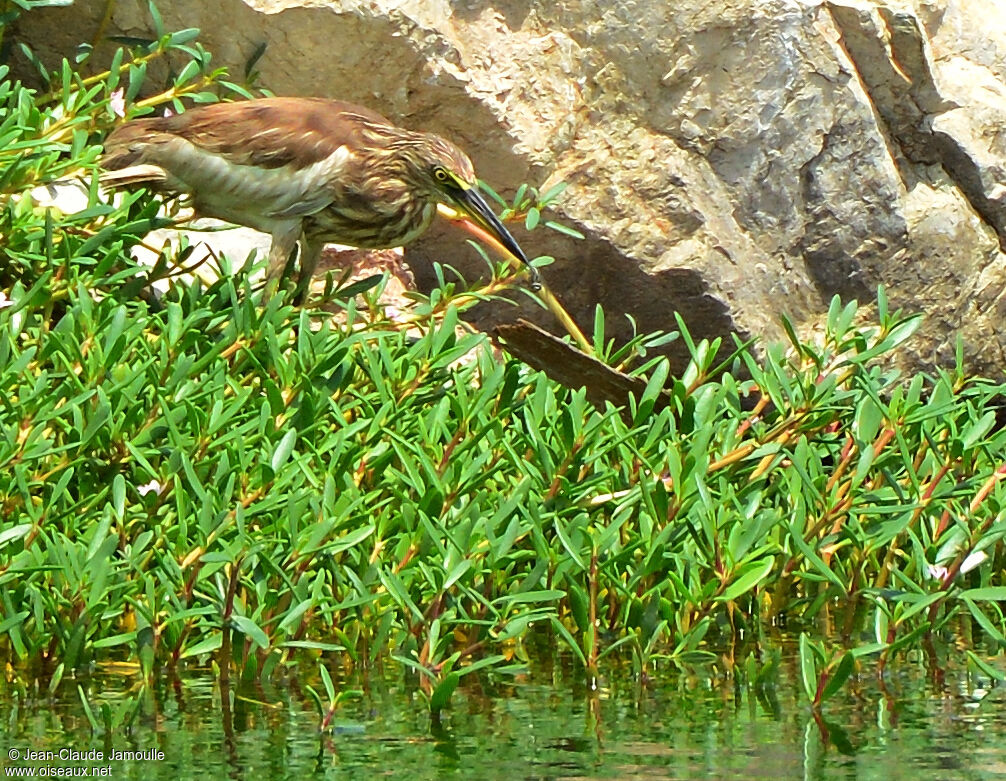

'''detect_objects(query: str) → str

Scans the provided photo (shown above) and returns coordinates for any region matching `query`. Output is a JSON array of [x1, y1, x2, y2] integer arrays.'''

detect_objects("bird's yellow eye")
[[433, 167, 451, 183]]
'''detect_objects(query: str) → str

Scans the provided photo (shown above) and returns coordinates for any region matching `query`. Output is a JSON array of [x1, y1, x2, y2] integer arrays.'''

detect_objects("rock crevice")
[[828, 1, 1006, 253]]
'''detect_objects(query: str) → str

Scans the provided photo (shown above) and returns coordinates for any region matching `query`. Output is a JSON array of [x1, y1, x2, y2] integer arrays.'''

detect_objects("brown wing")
[[150, 97, 397, 169], [102, 97, 401, 172]]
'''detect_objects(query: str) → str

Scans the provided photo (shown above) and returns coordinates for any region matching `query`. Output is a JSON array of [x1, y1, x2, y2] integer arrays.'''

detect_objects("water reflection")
[[0, 643, 1004, 780]]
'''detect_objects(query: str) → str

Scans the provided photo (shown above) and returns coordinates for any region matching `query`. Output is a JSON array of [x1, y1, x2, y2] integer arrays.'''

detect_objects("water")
[[3, 645, 1006, 780]]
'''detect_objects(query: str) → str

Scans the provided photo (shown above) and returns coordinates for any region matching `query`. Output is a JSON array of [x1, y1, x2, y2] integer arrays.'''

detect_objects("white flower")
[[137, 479, 161, 496], [926, 550, 988, 581], [926, 564, 949, 581], [109, 89, 126, 118]]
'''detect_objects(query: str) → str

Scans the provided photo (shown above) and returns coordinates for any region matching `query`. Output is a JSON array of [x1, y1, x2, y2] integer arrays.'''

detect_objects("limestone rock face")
[[14, 0, 1006, 373]]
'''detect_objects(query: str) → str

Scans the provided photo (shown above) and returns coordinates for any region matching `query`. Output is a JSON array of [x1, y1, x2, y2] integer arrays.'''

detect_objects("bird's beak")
[[453, 186, 541, 289]]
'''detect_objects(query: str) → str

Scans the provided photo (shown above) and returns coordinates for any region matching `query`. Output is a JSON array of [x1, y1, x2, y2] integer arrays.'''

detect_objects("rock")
[[13, 0, 1006, 375]]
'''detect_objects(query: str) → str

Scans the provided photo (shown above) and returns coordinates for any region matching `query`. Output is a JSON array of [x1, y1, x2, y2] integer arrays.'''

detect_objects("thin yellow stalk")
[[36, 42, 167, 106], [437, 203, 592, 353]]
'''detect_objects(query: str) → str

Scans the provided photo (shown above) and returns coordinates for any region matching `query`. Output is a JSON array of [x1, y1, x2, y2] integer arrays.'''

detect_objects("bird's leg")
[[261, 222, 302, 302], [292, 238, 323, 305]]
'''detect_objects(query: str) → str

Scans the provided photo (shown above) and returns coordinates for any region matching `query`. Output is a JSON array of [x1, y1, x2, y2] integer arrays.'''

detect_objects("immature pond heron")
[[101, 96, 539, 299]]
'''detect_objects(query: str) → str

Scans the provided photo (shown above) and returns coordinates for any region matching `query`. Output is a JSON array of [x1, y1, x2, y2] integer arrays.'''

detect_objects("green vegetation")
[[2, 4, 1006, 728]]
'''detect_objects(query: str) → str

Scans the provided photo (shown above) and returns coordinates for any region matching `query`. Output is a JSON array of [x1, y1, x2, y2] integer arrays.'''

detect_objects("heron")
[[100, 96, 539, 301]]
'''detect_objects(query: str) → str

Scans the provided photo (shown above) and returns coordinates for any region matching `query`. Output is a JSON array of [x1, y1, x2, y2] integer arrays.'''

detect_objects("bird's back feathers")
[[102, 97, 401, 172]]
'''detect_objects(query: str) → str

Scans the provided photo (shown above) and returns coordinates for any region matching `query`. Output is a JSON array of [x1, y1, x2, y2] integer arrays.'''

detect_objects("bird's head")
[[401, 134, 539, 288]]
